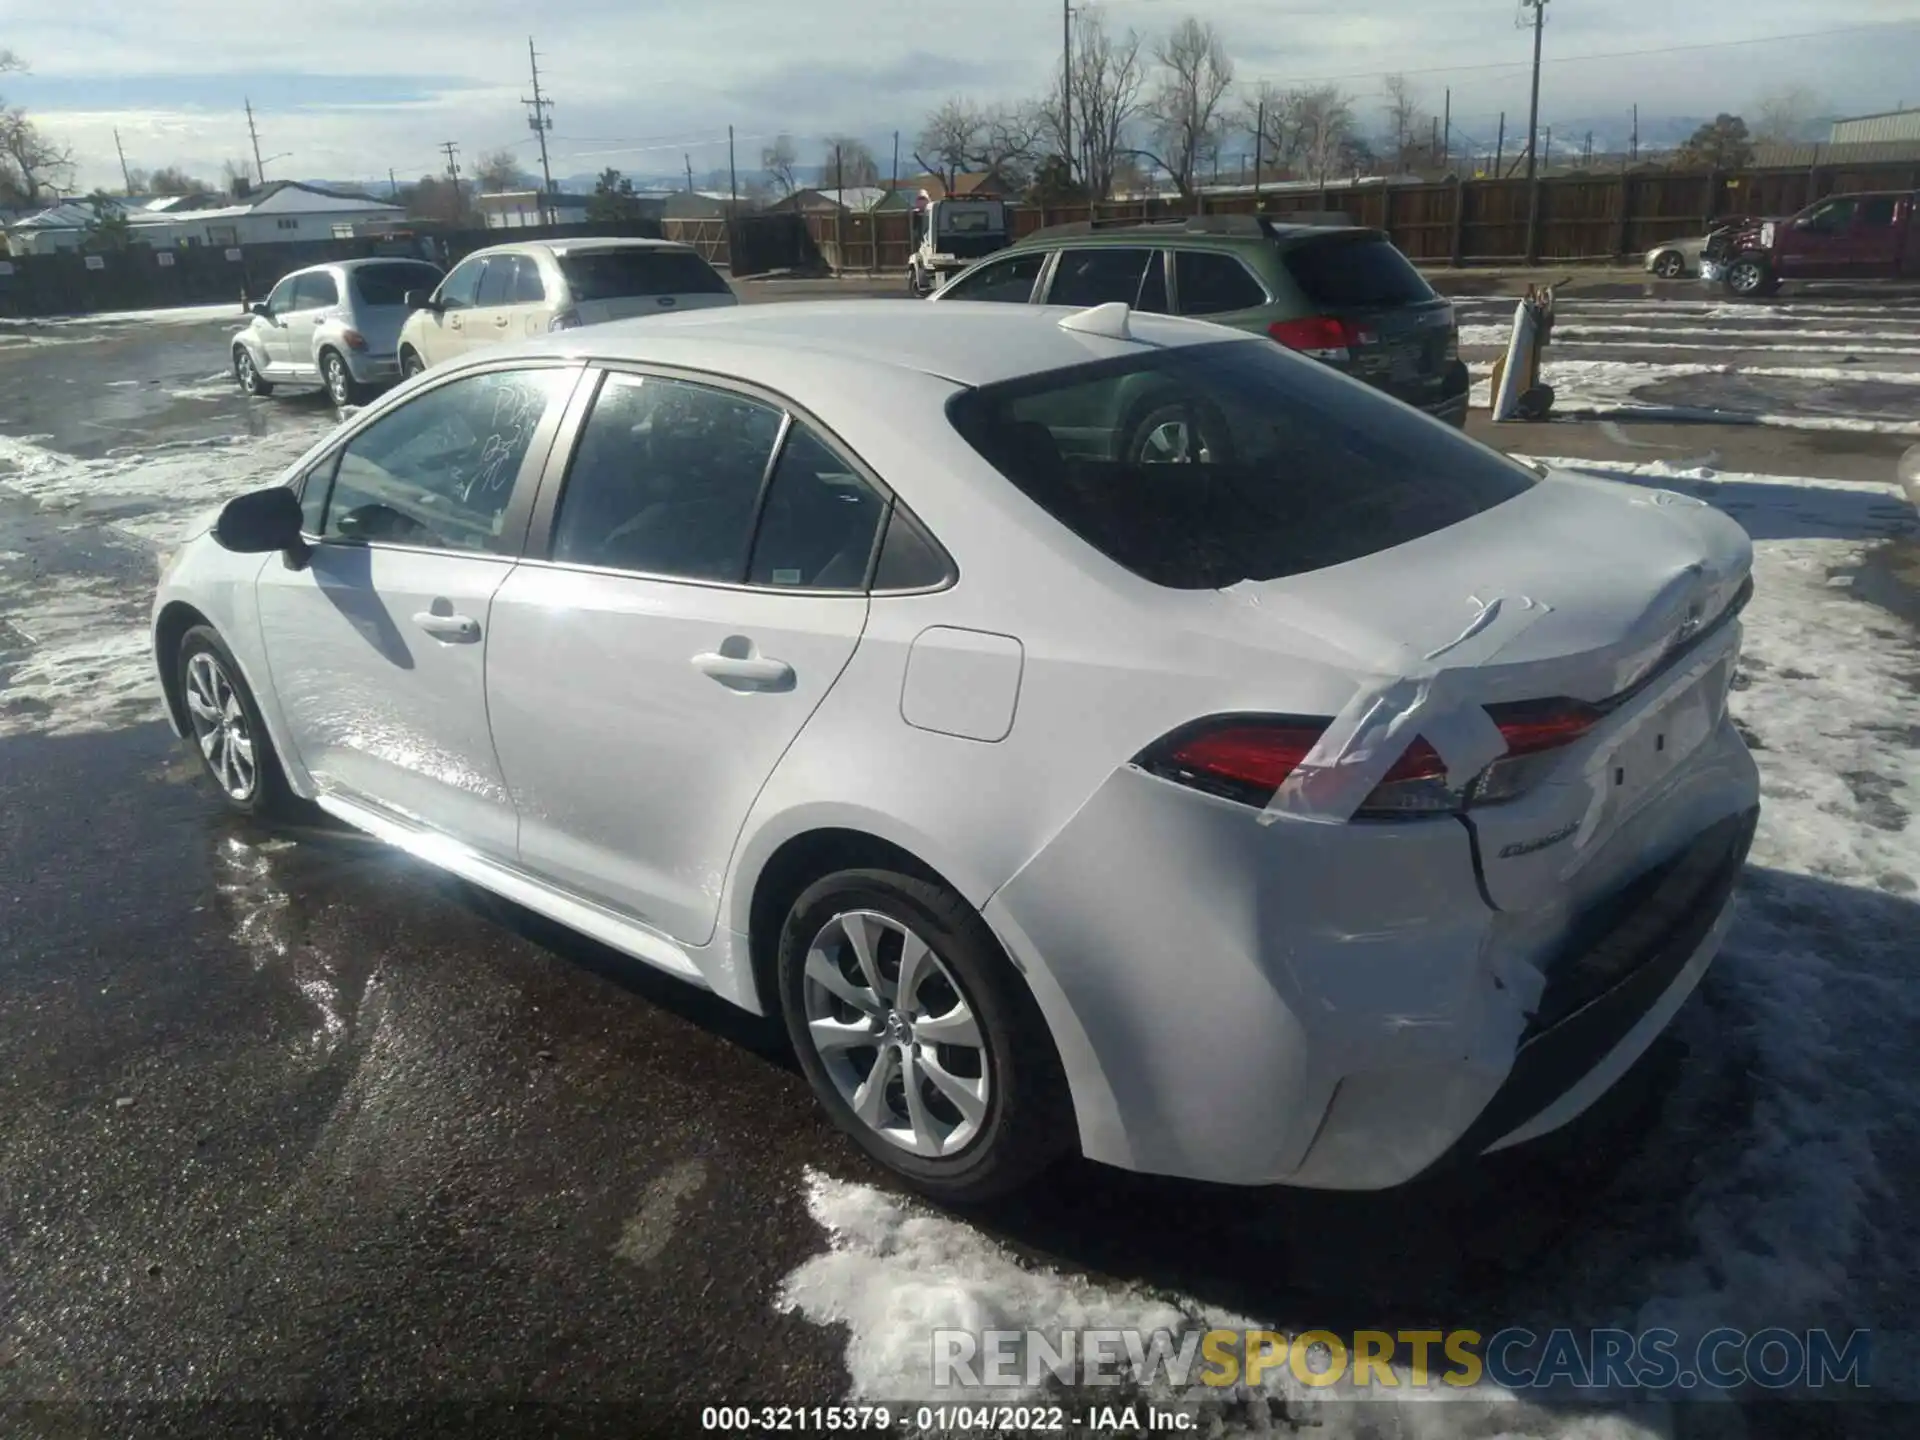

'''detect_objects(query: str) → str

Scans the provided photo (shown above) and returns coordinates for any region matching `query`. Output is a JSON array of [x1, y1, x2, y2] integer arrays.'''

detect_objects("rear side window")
[[292, 272, 339, 309], [746, 428, 886, 589], [941, 251, 1045, 303], [1282, 235, 1435, 308], [512, 256, 548, 303], [351, 263, 444, 306], [476, 258, 516, 307], [550, 374, 783, 581], [946, 341, 1534, 589], [1859, 196, 1897, 227], [1176, 251, 1267, 316], [557, 248, 731, 302], [1047, 249, 1164, 310]]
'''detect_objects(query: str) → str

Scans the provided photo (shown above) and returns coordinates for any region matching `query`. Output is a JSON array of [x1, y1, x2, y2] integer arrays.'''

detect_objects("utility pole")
[[440, 141, 461, 189], [1443, 88, 1451, 171], [1430, 116, 1440, 169], [1253, 95, 1264, 200], [1631, 103, 1639, 164], [892, 131, 900, 191], [1062, 0, 1073, 182], [1520, 0, 1548, 257], [1583, 131, 1593, 167], [245, 98, 267, 182], [113, 129, 133, 193], [685, 154, 694, 193], [523, 37, 557, 226], [728, 125, 738, 209], [1495, 111, 1506, 176], [388, 167, 398, 199]]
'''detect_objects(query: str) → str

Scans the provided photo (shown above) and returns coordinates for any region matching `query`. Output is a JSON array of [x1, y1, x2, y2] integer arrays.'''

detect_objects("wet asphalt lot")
[[0, 287, 1917, 1439]]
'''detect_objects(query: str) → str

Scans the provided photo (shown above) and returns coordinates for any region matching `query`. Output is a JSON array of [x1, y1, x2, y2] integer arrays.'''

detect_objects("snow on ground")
[[780, 459, 1920, 1435], [0, 301, 250, 330], [0, 424, 329, 736]]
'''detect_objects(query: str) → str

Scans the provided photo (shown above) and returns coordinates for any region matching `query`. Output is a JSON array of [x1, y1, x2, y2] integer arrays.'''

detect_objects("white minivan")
[[396, 237, 736, 374]]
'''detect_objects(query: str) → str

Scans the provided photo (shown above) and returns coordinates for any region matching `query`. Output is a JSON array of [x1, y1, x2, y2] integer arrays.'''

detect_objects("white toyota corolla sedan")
[[152, 300, 1760, 1203]]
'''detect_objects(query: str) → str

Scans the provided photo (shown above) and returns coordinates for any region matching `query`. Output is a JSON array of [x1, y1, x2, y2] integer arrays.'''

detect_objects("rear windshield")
[[1282, 234, 1436, 308], [557, 248, 731, 301], [350, 262, 445, 306], [947, 341, 1535, 589]]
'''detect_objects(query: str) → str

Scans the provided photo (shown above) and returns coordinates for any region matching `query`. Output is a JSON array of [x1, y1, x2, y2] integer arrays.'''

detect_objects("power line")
[[1242, 18, 1916, 90]]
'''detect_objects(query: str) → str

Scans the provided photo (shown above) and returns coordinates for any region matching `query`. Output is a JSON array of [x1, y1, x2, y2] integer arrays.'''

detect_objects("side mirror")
[[214, 485, 308, 556], [248, 302, 271, 319], [403, 289, 439, 312]]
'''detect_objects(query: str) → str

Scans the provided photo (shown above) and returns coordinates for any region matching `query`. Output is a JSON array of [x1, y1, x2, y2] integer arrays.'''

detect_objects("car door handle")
[[450, 315, 463, 329], [494, 315, 510, 326], [412, 611, 480, 642], [691, 651, 794, 691]]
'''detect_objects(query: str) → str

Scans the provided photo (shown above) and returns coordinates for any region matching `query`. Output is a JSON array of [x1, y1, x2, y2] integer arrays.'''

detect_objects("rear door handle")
[[691, 651, 794, 691], [412, 611, 480, 643], [494, 315, 510, 327]]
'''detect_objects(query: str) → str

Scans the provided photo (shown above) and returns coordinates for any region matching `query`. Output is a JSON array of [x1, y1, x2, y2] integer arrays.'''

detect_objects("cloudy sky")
[[6, 0, 1917, 193]]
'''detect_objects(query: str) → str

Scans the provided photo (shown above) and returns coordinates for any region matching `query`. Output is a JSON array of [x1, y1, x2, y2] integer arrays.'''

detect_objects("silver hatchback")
[[232, 257, 446, 407]]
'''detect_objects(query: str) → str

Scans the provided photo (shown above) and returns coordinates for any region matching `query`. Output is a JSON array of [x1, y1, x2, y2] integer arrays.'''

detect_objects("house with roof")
[[5, 180, 404, 254], [869, 170, 1017, 211], [766, 185, 889, 214], [475, 189, 593, 229]]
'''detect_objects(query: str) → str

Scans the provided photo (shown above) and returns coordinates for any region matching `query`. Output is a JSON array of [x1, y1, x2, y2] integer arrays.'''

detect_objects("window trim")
[[1169, 248, 1274, 317], [292, 357, 588, 560], [521, 359, 957, 597]]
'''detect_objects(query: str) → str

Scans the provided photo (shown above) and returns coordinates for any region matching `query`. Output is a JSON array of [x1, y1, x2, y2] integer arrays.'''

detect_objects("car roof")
[[441, 298, 1256, 388], [1014, 215, 1374, 250], [470, 236, 695, 260]]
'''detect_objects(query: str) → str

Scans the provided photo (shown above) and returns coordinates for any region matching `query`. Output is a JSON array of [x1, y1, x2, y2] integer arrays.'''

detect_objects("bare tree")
[[822, 136, 880, 190], [1752, 86, 1825, 145], [917, 98, 982, 193], [761, 134, 799, 197], [473, 148, 530, 192], [1042, 12, 1147, 200], [0, 107, 73, 204], [1138, 16, 1234, 199], [1380, 73, 1426, 171], [1239, 81, 1290, 179], [220, 156, 257, 192], [1290, 85, 1360, 183]]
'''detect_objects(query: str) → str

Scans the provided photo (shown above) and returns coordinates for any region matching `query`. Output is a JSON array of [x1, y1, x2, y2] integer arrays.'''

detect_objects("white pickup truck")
[[907, 196, 1012, 296]]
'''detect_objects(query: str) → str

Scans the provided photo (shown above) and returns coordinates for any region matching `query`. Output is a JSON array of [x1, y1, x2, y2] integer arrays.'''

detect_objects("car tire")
[[400, 347, 426, 378], [233, 346, 273, 397], [1653, 251, 1686, 279], [778, 868, 1073, 1204], [1724, 254, 1779, 299], [320, 348, 369, 408], [1123, 397, 1235, 465], [176, 624, 297, 819]]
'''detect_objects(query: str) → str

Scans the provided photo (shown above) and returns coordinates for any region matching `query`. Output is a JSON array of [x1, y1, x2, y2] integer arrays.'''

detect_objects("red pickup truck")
[[1703, 190, 1920, 297]]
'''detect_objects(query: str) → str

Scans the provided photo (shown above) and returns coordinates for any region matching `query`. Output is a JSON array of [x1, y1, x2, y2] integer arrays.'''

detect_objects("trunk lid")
[[572, 292, 737, 326], [554, 246, 736, 326], [350, 305, 410, 356], [1278, 230, 1455, 402], [1207, 470, 1753, 910]]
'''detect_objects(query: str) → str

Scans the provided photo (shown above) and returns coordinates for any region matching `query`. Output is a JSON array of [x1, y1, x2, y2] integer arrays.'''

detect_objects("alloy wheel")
[[325, 355, 350, 406], [184, 651, 257, 801], [1656, 253, 1684, 279], [801, 909, 990, 1157], [235, 351, 258, 394], [1728, 260, 1763, 295]]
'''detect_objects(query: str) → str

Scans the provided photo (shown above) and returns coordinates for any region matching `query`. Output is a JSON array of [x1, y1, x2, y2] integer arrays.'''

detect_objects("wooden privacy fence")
[[666, 159, 1920, 275]]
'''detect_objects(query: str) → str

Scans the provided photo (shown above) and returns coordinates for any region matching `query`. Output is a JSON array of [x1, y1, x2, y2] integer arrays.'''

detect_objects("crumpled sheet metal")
[[1259, 593, 1555, 826]]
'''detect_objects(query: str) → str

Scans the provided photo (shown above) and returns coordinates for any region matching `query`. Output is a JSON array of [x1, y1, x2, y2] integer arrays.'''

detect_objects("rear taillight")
[[1268, 315, 1374, 361], [341, 329, 368, 351], [550, 310, 582, 332], [1443, 325, 1459, 362], [1137, 701, 1604, 818]]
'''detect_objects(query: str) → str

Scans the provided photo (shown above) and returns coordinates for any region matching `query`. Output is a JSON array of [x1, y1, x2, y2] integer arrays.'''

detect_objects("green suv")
[[929, 214, 1469, 427]]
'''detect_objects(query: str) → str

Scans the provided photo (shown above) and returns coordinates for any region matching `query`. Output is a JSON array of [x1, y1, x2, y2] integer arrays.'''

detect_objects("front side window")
[[1804, 199, 1858, 232], [947, 340, 1536, 589], [550, 375, 784, 581], [264, 277, 299, 316], [317, 368, 573, 552], [1176, 251, 1268, 316], [1047, 248, 1163, 310], [939, 251, 1046, 303], [436, 257, 486, 310]]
